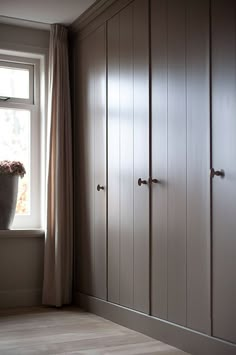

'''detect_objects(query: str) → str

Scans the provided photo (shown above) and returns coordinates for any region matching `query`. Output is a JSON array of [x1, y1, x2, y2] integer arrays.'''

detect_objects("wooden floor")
[[0, 307, 189, 354]]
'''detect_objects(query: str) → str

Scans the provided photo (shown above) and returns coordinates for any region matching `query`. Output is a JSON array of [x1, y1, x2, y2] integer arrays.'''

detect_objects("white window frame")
[[0, 53, 42, 229], [0, 60, 34, 104]]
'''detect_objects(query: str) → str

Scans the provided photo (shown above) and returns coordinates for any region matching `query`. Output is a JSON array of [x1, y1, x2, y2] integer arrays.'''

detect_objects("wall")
[[0, 231, 44, 307], [0, 22, 49, 308], [0, 23, 49, 53]]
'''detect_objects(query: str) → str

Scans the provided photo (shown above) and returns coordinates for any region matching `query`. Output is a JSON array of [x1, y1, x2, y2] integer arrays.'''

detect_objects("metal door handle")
[[210, 168, 225, 178], [138, 178, 148, 186], [97, 184, 105, 191], [150, 178, 159, 184]]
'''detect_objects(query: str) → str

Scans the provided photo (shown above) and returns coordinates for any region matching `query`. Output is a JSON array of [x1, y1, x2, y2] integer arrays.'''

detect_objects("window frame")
[[0, 54, 42, 229], [0, 60, 34, 104]]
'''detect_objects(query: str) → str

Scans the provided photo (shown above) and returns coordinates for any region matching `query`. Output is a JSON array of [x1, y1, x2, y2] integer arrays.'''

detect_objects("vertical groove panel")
[[186, 0, 211, 334], [75, 27, 106, 299], [107, 15, 120, 304], [119, 4, 134, 309], [212, 0, 236, 343], [151, 0, 168, 320], [77, 34, 95, 296], [167, 0, 187, 326], [94, 25, 107, 300], [133, 0, 149, 313]]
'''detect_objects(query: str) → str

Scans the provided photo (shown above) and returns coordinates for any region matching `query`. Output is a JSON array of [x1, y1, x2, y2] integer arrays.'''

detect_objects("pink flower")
[[0, 160, 26, 178]]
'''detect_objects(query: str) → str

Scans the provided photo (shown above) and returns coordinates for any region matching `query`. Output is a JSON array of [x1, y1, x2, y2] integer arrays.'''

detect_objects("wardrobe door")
[[93, 26, 107, 300], [74, 25, 106, 300], [151, 0, 210, 333], [212, 0, 236, 344], [151, 0, 168, 321], [108, 0, 149, 313]]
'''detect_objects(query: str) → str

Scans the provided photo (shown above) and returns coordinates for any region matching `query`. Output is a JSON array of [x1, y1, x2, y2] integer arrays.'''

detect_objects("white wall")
[[0, 23, 49, 308]]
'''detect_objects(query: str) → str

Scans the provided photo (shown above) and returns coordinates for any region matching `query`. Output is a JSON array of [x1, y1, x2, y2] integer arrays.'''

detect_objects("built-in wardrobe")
[[72, 0, 236, 354]]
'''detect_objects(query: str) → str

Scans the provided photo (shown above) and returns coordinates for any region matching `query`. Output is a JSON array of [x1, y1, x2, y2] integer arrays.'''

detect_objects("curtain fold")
[[43, 24, 73, 307]]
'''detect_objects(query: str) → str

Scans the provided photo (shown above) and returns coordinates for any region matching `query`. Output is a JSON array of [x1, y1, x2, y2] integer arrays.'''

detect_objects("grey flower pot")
[[0, 175, 19, 229]]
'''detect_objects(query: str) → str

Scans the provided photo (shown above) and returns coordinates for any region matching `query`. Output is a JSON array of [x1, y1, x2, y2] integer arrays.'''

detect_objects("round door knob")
[[210, 168, 225, 178], [138, 178, 148, 186], [97, 184, 104, 191]]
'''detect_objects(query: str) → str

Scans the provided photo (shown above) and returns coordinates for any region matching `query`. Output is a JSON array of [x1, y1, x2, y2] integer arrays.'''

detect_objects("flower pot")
[[0, 175, 19, 229]]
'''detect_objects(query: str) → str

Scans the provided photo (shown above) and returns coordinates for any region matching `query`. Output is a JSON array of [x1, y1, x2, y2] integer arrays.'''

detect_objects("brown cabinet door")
[[74, 25, 106, 300], [212, 0, 236, 344], [151, 0, 210, 333], [107, 0, 149, 313]]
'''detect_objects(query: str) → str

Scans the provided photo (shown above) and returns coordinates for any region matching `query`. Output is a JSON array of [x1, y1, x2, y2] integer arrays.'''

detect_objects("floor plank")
[[0, 307, 189, 354]]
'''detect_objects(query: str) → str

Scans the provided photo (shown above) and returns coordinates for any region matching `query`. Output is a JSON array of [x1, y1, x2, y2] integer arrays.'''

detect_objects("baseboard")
[[0, 289, 42, 308], [74, 292, 236, 355]]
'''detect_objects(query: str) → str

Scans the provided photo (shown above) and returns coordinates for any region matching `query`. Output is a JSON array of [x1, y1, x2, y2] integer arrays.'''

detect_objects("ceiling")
[[0, 0, 97, 28]]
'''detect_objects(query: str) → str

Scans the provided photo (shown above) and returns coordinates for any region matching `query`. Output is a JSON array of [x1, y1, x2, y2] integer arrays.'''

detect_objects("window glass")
[[0, 108, 30, 215], [0, 54, 42, 229], [0, 66, 30, 99]]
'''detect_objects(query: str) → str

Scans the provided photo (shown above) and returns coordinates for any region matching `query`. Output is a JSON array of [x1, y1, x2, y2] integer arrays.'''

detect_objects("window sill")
[[0, 229, 45, 238]]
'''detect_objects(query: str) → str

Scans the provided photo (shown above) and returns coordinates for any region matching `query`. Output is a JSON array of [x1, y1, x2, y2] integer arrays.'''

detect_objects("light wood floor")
[[0, 307, 189, 354]]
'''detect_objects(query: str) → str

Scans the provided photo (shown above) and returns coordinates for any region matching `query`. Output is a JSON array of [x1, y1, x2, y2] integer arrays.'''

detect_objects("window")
[[0, 54, 42, 228]]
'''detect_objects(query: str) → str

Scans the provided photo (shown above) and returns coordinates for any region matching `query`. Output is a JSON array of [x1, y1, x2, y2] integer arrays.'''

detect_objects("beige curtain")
[[43, 24, 73, 307]]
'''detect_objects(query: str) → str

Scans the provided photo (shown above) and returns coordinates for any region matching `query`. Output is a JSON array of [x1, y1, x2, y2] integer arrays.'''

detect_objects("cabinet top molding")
[[69, 0, 134, 37]]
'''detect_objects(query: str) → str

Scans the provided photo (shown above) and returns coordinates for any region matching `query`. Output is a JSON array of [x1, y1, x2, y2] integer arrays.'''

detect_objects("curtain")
[[43, 24, 73, 307]]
